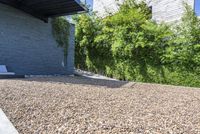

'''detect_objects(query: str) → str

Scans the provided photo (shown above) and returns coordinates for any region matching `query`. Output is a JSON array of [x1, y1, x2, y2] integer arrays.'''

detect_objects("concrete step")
[[0, 72, 15, 75], [0, 65, 19, 78]]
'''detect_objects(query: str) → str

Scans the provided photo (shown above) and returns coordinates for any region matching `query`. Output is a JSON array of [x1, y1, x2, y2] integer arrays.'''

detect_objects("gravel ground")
[[0, 76, 200, 134]]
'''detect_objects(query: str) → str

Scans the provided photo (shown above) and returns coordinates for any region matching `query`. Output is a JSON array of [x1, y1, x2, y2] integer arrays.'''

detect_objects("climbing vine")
[[52, 17, 70, 56]]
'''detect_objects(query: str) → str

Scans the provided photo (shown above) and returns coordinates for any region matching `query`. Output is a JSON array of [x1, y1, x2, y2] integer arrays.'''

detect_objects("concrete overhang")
[[0, 0, 88, 22]]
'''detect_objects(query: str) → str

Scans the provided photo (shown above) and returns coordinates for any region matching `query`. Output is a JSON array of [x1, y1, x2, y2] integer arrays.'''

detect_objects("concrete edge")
[[0, 109, 19, 134]]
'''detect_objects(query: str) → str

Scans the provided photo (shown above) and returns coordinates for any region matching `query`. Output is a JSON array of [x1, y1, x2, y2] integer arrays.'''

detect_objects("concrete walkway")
[[75, 69, 118, 81], [0, 109, 18, 134]]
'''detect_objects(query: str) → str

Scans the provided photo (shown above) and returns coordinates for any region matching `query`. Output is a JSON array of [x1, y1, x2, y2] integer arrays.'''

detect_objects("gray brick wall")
[[0, 3, 75, 75]]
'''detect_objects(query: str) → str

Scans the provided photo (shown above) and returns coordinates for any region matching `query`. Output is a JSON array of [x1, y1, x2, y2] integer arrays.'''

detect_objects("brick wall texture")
[[0, 3, 75, 75]]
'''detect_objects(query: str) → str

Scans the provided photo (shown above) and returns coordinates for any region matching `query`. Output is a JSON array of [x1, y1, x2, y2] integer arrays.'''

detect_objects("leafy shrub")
[[74, 1, 200, 87], [164, 4, 200, 71]]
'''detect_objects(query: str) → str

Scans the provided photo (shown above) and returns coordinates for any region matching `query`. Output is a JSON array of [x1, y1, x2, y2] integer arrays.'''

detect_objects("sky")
[[86, 0, 93, 8], [195, 0, 200, 16]]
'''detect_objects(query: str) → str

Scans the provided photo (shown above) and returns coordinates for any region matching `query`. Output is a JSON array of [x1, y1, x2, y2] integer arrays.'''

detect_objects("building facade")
[[93, 0, 200, 23], [0, 0, 86, 75], [150, 0, 195, 23]]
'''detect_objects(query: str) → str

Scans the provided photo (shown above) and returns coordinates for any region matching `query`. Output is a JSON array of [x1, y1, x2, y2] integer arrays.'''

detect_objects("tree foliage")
[[74, 1, 200, 87], [164, 4, 200, 71]]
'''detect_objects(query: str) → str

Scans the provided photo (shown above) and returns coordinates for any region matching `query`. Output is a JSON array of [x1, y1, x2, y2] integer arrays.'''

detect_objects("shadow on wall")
[[21, 76, 130, 89]]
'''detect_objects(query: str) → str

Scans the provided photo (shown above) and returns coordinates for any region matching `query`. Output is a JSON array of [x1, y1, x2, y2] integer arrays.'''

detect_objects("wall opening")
[[194, 0, 200, 16]]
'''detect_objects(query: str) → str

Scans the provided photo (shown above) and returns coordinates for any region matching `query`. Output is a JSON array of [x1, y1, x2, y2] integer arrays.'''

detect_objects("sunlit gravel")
[[0, 76, 200, 134]]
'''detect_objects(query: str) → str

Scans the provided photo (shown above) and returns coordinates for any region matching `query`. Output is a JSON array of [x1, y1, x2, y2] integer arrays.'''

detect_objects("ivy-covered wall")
[[0, 3, 75, 75]]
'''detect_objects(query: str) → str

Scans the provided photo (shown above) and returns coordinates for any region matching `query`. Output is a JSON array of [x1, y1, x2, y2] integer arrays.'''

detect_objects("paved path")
[[0, 76, 200, 133], [0, 109, 19, 134]]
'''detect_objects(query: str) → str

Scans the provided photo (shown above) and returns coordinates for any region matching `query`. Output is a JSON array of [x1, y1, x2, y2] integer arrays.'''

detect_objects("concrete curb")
[[0, 109, 19, 134]]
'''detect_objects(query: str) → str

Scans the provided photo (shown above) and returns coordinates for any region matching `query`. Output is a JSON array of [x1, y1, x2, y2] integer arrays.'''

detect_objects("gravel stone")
[[0, 76, 200, 134]]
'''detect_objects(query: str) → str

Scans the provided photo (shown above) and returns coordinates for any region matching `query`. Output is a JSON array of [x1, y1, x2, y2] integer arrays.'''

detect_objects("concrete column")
[[66, 24, 75, 75]]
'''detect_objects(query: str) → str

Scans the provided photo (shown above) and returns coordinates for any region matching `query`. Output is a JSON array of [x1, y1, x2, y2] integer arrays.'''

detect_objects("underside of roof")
[[0, 0, 87, 22]]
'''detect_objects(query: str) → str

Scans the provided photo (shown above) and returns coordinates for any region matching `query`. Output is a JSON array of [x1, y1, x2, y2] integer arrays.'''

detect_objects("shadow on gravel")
[[21, 76, 130, 88]]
